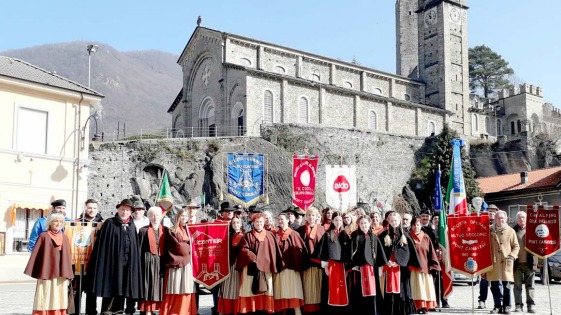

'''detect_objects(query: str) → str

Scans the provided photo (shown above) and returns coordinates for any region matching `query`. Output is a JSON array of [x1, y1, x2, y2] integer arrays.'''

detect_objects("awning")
[[8, 202, 50, 226]]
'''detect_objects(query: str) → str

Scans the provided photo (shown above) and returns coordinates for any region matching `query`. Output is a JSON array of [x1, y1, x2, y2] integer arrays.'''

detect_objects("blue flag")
[[433, 168, 443, 212], [227, 153, 264, 206]]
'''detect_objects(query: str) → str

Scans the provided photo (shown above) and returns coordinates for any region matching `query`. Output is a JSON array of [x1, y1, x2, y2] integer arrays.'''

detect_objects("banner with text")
[[325, 165, 356, 211], [227, 153, 264, 207], [525, 205, 560, 258], [64, 221, 102, 274], [448, 214, 493, 276], [188, 222, 230, 289], [292, 155, 319, 210]]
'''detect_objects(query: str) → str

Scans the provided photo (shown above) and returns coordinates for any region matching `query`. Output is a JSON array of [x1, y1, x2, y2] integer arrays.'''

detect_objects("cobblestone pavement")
[[0, 281, 559, 315]]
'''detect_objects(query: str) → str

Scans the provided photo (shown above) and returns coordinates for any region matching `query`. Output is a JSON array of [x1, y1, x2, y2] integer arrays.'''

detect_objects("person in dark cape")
[[296, 206, 326, 314], [348, 215, 388, 315], [379, 212, 421, 315], [25, 212, 74, 315], [274, 212, 309, 315], [86, 198, 142, 315], [137, 206, 167, 315], [236, 213, 284, 314], [312, 211, 351, 313]]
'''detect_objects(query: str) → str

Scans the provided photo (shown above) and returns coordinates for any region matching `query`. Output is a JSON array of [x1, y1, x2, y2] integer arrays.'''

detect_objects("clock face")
[[424, 8, 437, 26], [450, 7, 461, 24]]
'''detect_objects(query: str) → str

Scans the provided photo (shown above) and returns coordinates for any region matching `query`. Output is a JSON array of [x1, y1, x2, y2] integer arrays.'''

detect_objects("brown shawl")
[[163, 225, 191, 268], [24, 232, 73, 280]]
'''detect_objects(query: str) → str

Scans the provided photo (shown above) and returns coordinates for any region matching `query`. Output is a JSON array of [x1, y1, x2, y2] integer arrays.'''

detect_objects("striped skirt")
[[218, 263, 242, 314], [273, 268, 304, 311], [32, 277, 69, 315], [160, 264, 197, 315], [302, 266, 322, 312], [237, 266, 274, 314]]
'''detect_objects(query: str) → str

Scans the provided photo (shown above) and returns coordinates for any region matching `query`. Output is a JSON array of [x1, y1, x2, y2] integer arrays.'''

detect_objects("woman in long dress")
[[217, 217, 244, 315], [378, 212, 421, 315], [138, 207, 167, 315], [409, 217, 440, 314], [236, 213, 284, 314], [24, 212, 74, 315], [160, 208, 197, 315], [313, 212, 351, 313], [274, 213, 308, 315], [296, 207, 326, 314], [348, 215, 388, 315]]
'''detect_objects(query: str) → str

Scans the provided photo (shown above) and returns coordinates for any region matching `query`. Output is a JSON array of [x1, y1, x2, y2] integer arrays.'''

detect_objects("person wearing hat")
[[28, 199, 72, 252], [293, 207, 306, 229], [87, 198, 142, 315], [217, 202, 235, 222], [243, 205, 262, 231], [132, 198, 149, 232], [281, 206, 297, 228], [183, 199, 201, 225], [478, 204, 501, 311], [233, 204, 245, 220]]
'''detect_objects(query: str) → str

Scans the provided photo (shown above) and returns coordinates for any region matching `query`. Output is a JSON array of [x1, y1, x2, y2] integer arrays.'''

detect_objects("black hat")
[[133, 199, 145, 210], [51, 199, 66, 207], [220, 202, 235, 212], [233, 205, 244, 214], [248, 205, 262, 213], [420, 209, 431, 216], [294, 206, 306, 216], [116, 198, 134, 210], [281, 205, 296, 214]]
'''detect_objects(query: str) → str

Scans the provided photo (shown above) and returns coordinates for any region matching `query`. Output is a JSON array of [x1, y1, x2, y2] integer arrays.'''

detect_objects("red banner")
[[292, 155, 319, 210], [64, 221, 102, 274], [525, 205, 560, 258], [187, 222, 230, 289], [448, 214, 493, 276]]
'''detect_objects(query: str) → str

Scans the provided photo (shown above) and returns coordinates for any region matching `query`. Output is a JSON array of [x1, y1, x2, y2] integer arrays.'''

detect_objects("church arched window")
[[511, 121, 515, 134], [497, 119, 503, 136], [299, 97, 309, 123], [517, 120, 522, 133], [368, 111, 377, 130], [472, 114, 478, 131], [428, 121, 436, 136], [485, 116, 490, 133], [263, 90, 274, 123], [344, 81, 353, 89], [373, 87, 382, 95], [199, 97, 216, 137], [274, 66, 286, 74]]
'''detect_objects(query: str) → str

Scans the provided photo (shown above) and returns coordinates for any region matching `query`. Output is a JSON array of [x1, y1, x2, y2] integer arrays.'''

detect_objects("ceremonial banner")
[[157, 170, 174, 215], [188, 222, 230, 289], [292, 155, 319, 210], [448, 214, 493, 276], [435, 168, 453, 297], [64, 221, 102, 274], [525, 205, 561, 258], [445, 139, 468, 216], [325, 165, 356, 211], [227, 153, 265, 206]]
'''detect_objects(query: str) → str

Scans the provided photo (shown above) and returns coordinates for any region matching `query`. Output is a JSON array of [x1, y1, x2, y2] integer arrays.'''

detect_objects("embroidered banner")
[[64, 221, 102, 274], [188, 222, 230, 289], [227, 153, 264, 206], [292, 155, 319, 210], [447, 214, 493, 276], [525, 205, 560, 258], [325, 165, 356, 211]]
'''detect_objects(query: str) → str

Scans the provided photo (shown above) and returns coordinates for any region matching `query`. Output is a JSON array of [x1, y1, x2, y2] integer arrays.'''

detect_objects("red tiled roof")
[[477, 166, 561, 194]]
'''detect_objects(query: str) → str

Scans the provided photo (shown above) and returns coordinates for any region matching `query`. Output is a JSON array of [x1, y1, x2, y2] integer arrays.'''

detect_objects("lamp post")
[[87, 44, 98, 88], [472, 197, 483, 215]]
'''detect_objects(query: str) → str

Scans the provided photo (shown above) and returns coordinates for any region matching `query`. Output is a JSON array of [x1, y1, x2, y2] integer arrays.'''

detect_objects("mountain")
[[1, 42, 182, 137]]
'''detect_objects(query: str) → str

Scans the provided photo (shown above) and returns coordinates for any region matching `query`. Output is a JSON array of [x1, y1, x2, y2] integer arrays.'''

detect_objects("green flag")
[[157, 170, 174, 214]]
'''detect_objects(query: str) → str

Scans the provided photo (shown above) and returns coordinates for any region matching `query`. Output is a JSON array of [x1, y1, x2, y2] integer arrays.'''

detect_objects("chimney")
[[520, 171, 529, 184]]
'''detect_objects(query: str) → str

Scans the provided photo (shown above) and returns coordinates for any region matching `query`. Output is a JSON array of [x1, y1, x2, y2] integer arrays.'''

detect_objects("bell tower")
[[397, 0, 470, 135]]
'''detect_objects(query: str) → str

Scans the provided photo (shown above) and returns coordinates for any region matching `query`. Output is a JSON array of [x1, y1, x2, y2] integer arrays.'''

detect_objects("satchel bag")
[[251, 270, 268, 295]]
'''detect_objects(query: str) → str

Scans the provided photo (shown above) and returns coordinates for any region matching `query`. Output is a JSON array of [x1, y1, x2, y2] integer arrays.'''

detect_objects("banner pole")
[[545, 257, 553, 315], [471, 275, 475, 315], [436, 270, 441, 312]]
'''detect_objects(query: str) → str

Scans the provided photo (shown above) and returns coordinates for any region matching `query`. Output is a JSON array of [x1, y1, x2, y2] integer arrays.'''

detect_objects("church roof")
[[0, 56, 103, 97], [477, 166, 561, 195]]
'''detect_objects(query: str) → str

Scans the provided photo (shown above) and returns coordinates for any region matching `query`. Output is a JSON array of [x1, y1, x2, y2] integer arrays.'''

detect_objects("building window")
[[263, 90, 274, 123], [428, 121, 436, 135], [17, 107, 48, 154], [274, 66, 286, 74], [511, 121, 515, 134], [199, 97, 216, 137], [472, 114, 478, 131], [497, 119, 503, 135], [517, 120, 522, 133], [373, 87, 382, 95], [240, 58, 252, 66], [404, 94, 411, 101], [485, 116, 490, 133], [344, 81, 353, 89], [368, 111, 377, 130], [312, 70, 320, 82], [299, 97, 309, 123]]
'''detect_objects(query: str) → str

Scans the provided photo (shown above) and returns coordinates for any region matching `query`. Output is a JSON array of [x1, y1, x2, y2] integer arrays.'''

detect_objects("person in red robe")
[[296, 207, 326, 314], [217, 217, 244, 314], [409, 217, 440, 314], [24, 212, 74, 315], [236, 213, 284, 314], [160, 207, 197, 315], [379, 212, 421, 315], [313, 211, 352, 314], [138, 206, 167, 315], [274, 212, 308, 314]]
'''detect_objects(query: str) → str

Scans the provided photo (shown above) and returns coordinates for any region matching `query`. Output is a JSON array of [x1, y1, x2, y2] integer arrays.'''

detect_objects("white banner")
[[325, 165, 356, 211]]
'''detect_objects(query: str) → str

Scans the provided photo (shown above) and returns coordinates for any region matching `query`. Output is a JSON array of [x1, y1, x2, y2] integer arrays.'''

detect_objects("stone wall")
[[88, 125, 426, 218]]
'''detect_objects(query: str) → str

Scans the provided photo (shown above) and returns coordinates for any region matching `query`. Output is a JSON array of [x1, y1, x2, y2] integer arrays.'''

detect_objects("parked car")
[[536, 251, 561, 284], [452, 271, 480, 285]]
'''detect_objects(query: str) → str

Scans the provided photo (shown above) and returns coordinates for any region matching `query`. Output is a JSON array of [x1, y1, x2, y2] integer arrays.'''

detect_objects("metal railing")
[[105, 126, 249, 141]]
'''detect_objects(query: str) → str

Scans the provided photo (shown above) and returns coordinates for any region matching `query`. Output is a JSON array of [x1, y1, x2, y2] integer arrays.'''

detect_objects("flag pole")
[[154, 169, 166, 206]]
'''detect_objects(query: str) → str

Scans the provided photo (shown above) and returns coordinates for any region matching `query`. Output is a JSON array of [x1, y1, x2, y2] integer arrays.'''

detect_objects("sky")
[[1, 0, 560, 106]]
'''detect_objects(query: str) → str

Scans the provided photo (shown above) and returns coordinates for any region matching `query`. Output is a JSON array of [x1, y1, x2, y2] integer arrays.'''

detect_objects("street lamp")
[[81, 112, 102, 150], [87, 44, 98, 88]]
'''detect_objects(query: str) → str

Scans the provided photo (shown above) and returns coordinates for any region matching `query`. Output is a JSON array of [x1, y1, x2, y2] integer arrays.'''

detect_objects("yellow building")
[[0, 56, 103, 254]]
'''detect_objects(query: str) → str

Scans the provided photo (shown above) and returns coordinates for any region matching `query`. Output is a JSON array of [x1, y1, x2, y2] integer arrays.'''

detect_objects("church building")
[[169, 0, 550, 142]]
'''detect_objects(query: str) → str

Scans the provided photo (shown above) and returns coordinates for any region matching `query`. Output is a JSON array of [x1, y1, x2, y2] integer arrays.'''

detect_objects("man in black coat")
[[87, 198, 142, 315]]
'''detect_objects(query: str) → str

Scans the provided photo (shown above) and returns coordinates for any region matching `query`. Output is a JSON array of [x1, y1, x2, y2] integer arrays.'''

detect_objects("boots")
[[527, 304, 536, 313]]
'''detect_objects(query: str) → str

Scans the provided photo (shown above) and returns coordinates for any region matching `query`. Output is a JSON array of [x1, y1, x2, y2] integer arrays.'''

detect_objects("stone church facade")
[[169, 0, 551, 142]]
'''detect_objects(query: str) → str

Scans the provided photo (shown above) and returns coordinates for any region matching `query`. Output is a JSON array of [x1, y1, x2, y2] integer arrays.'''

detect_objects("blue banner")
[[451, 139, 465, 195], [433, 168, 443, 211], [227, 153, 264, 206]]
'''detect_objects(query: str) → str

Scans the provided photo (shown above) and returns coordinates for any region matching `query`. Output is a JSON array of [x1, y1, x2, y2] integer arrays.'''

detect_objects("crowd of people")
[[24, 198, 538, 315]]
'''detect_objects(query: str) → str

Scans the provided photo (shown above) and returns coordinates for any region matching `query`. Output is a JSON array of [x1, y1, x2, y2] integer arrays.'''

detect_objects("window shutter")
[[263, 91, 273, 123], [369, 111, 377, 129], [299, 97, 309, 123]]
